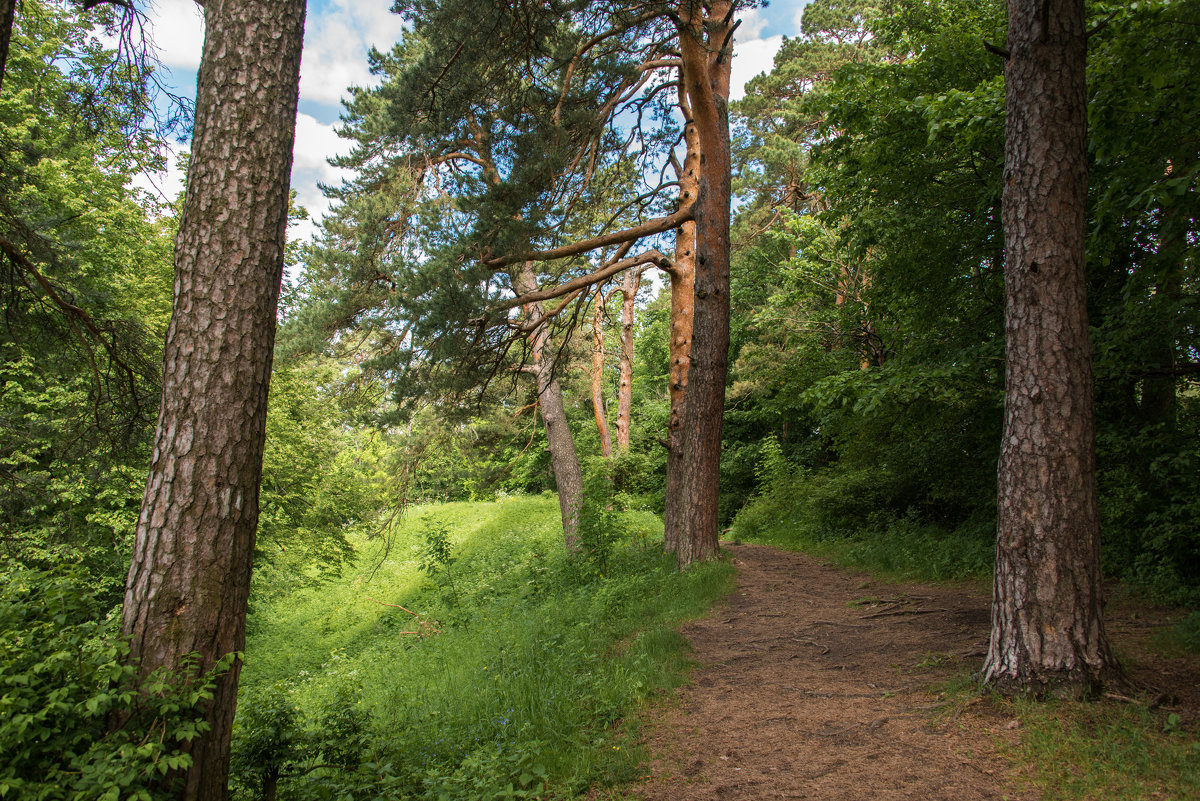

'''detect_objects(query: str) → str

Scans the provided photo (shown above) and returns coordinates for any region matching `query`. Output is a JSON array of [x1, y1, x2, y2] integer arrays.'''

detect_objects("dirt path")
[[627, 544, 1030, 801]]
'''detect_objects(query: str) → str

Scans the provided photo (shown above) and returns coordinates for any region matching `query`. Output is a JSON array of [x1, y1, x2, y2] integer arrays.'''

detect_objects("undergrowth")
[[729, 471, 993, 584], [231, 494, 733, 800]]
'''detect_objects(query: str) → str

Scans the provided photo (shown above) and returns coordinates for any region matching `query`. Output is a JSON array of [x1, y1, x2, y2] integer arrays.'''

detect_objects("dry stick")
[[365, 597, 438, 635], [816, 722, 862, 737], [859, 608, 946, 620], [793, 637, 831, 655]]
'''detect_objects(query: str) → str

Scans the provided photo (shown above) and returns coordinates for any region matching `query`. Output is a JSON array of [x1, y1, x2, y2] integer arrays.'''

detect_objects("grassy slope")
[[235, 495, 734, 799]]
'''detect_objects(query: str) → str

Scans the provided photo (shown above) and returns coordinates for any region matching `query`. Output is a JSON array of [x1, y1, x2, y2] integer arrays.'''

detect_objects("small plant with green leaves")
[[575, 460, 630, 578], [1, 564, 229, 801], [419, 520, 462, 613]]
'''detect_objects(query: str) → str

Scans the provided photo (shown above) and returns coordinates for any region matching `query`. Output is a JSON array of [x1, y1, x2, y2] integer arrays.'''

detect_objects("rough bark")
[[669, 0, 734, 567], [983, 0, 1119, 698], [615, 268, 642, 452], [591, 297, 614, 457], [515, 263, 584, 548], [119, 1, 305, 798]]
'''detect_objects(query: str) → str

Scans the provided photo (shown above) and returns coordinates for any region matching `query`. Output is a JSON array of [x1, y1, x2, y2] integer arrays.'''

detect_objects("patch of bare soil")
[[619, 543, 1196, 801]]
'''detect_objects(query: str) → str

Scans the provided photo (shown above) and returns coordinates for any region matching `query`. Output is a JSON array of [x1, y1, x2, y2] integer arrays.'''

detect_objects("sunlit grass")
[[235, 494, 734, 798]]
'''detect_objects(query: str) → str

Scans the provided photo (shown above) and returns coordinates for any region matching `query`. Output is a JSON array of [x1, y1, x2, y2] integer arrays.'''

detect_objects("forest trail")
[[626, 544, 1028, 800]]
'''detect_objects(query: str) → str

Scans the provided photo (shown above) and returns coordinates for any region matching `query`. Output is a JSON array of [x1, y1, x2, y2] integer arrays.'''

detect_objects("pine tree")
[[119, 1, 306, 796], [983, 0, 1120, 697], [304, 0, 750, 565]]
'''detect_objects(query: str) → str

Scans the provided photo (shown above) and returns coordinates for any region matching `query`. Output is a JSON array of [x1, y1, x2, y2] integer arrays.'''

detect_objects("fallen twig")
[[860, 608, 945, 620]]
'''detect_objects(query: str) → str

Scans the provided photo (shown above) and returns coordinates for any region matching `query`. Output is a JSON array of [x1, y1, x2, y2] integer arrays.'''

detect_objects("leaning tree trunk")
[[668, 0, 734, 567], [515, 263, 584, 549], [0, 0, 14, 93], [983, 0, 1119, 698], [120, 1, 305, 798]]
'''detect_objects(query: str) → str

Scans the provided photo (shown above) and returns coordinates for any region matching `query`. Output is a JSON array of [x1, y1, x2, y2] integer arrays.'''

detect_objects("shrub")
[[0, 564, 226, 801]]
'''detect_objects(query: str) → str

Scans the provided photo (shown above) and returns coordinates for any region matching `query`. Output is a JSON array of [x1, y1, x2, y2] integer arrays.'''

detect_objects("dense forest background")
[[1, 0, 1197, 798]]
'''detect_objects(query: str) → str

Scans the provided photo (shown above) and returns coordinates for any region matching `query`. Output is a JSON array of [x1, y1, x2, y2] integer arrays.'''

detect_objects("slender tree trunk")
[[669, 0, 734, 567], [983, 0, 1119, 698], [119, 2, 305, 798], [590, 297, 614, 457], [515, 263, 583, 548], [615, 268, 642, 452]]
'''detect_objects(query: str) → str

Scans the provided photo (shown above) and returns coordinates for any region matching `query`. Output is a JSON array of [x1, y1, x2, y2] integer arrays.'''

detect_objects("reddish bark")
[[667, 0, 734, 567], [591, 295, 614, 458], [119, 0, 306, 797], [663, 88, 698, 558]]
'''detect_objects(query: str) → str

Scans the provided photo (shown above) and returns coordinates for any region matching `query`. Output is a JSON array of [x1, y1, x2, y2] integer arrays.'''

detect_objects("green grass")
[[729, 481, 993, 585], [233, 494, 734, 800], [1014, 698, 1200, 801], [1152, 611, 1200, 656]]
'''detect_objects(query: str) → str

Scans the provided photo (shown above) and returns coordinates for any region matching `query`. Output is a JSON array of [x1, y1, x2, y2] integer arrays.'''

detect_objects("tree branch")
[[983, 39, 1010, 59], [493, 249, 672, 312], [482, 202, 693, 269]]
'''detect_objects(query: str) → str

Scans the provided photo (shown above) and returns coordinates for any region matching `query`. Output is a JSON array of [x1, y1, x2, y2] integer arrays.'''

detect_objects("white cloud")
[[146, 0, 204, 71], [730, 35, 783, 101], [299, 0, 409, 107], [294, 113, 352, 182], [289, 114, 354, 239], [794, 5, 809, 33], [736, 8, 770, 41]]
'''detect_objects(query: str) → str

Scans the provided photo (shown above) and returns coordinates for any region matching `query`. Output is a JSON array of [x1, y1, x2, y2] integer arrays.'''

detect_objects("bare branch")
[[483, 202, 693, 269], [493, 248, 672, 312]]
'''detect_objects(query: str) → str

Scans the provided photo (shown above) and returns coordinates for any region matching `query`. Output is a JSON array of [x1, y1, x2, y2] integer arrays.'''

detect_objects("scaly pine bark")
[[120, 0, 305, 796], [984, 0, 1119, 698]]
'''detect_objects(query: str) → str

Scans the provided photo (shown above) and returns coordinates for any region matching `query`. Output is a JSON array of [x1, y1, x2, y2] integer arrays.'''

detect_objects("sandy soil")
[[618, 543, 1197, 801]]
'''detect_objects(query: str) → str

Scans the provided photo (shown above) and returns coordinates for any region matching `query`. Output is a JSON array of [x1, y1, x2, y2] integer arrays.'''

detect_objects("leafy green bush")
[[0, 565, 227, 801]]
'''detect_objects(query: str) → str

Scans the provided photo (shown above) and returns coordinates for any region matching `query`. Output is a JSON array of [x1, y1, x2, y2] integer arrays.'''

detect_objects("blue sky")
[[142, 0, 810, 237]]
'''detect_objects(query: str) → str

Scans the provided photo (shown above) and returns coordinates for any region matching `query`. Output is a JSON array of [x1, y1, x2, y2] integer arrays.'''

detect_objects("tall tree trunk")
[[590, 296, 614, 457], [615, 268, 642, 452], [669, 0, 734, 567], [119, 1, 305, 798], [515, 263, 584, 548], [662, 77, 698, 558], [983, 0, 1119, 698]]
